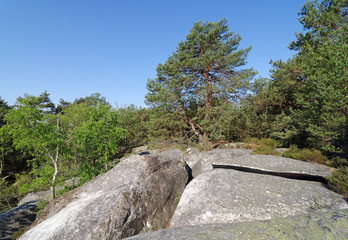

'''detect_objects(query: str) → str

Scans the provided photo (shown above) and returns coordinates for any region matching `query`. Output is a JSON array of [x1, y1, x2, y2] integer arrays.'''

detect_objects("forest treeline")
[[1, 0, 347, 211]]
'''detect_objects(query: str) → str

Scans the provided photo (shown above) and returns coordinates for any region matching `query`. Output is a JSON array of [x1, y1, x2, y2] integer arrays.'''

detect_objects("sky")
[[0, 0, 307, 107]]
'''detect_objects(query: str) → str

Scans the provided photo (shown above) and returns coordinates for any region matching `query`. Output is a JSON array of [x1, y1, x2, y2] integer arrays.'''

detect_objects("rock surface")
[[126, 209, 348, 239], [170, 168, 347, 228], [20, 153, 188, 240], [213, 154, 332, 180], [17, 191, 52, 206], [17, 178, 81, 206], [183, 149, 252, 177], [0, 201, 38, 240]]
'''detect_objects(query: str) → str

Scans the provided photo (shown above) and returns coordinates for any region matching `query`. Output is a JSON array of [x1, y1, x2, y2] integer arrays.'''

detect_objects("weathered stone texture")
[[126, 209, 348, 240], [20, 154, 187, 240], [0, 201, 38, 240], [170, 168, 347, 228], [183, 149, 252, 177], [213, 154, 332, 178]]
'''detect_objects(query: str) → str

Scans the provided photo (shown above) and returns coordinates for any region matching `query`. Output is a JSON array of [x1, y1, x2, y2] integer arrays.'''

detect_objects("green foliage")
[[283, 145, 327, 164], [328, 167, 348, 197], [0, 179, 19, 212], [252, 145, 281, 156], [73, 103, 127, 169], [251, 138, 280, 156], [116, 105, 149, 147], [290, 0, 348, 151], [15, 173, 34, 195], [246, 138, 279, 148], [19, 164, 54, 194], [36, 200, 49, 217], [327, 156, 348, 168], [0, 97, 10, 128], [248, 0, 348, 153], [1, 92, 127, 204], [146, 18, 256, 142], [77, 162, 106, 185], [12, 227, 26, 239]]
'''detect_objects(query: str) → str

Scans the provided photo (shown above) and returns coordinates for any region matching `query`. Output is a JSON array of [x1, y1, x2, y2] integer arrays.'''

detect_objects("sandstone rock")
[[183, 149, 252, 177], [213, 154, 332, 180], [17, 191, 52, 206], [185, 147, 199, 155], [170, 168, 348, 228], [17, 178, 81, 206], [132, 145, 148, 154], [158, 148, 183, 159], [20, 154, 188, 240], [126, 209, 348, 239], [0, 201, 38, 240]]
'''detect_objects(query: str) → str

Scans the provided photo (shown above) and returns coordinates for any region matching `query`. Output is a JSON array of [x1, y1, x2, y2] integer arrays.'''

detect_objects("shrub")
[[328, 167, 348, 197], [327, 157, 348, 168], [258, 138, 279, 148], [36, 200, 49, 217], [283, 145, 327, 164], [298, 149, 327, 164], [245, 138, 279, 148], [252, 144, 281, 156], [249, 138, 280, 156], [0, 180, 19, 212]]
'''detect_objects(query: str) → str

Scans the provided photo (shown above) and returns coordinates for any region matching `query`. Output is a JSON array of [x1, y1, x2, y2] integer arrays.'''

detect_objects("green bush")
[[258, 138, 279, 148], [328, 167, 348, 197], [36, 200, 49, 217], [283, 145, 327, 164], [249, 138, 280, 156], [244, 137, 259, 144], [327, 157, 348, 168], [252, 144, 281, 156], [245, 138, 279, 148], [0, 180, 19, 212]]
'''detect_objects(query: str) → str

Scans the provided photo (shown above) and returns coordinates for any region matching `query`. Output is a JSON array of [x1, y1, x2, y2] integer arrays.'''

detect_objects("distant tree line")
[[0, 0, 347, 211]]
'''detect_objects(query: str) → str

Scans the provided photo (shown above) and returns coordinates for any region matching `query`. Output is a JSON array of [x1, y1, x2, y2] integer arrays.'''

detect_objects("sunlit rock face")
[[171, 151, 346, 228], [20, 152, 188, 240]]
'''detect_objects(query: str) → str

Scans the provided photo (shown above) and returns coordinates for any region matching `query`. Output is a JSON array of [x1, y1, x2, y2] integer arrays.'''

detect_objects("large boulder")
[[0, 201, 39, 240], [183, 149, 252, 177], [126, 209, 348, 239], [170, 154, 347, 228], [212, 154, 332, 180], [20, 153, 188, 240]]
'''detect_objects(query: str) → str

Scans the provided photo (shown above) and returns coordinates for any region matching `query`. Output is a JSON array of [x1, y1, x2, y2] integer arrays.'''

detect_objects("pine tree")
[[146, 19, 256, 142], [290, 0, 348, 150]]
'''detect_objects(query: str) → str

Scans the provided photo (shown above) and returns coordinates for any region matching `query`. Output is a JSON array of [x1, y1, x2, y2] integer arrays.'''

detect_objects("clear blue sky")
[[0, 0, 307, 107]]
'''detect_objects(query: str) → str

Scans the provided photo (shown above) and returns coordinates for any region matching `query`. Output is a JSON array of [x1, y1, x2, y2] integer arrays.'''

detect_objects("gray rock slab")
[[157, 148, 183, 159], [126, 209, 348, 240], [184, 149, 252, 177], [20, 154, 188, 240], [170, 169, 348, 228], [0, 201, 38, 240], [17, 178, 81, 207], [17, 191, 52, 206], [132, 145, 148, 153], [213, 154, 332, 179]]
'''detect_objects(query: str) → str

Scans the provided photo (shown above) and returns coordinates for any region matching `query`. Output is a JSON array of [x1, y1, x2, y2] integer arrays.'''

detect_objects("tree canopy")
[[146, 18, 256, 142]]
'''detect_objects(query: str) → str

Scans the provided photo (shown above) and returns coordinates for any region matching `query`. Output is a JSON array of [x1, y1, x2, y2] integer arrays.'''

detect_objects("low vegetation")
[[251, 138, 281, 156], [328, 167, 348, 198], [283, 145, 327, 164]]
